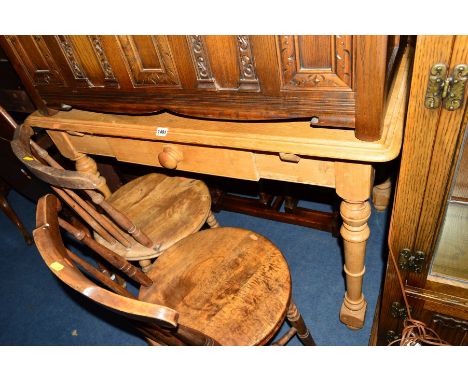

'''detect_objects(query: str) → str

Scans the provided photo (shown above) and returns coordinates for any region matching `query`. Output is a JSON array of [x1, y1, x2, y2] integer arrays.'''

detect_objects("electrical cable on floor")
[[387, 247, 450, 346]]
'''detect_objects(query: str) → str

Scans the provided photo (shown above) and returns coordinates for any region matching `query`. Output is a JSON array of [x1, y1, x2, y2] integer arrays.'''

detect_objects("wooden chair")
[[8, 114, 219, 271], [34, 193, 315, 345]]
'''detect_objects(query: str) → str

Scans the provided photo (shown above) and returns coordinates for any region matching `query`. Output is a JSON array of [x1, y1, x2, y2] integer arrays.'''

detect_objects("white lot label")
[[156, 127, 169, 136]]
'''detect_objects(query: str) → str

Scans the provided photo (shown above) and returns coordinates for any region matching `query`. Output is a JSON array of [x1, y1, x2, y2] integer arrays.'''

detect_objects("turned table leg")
[[372, 177, 392, 212], [335, 162, 373, 329], [339, 200, 371, 329], [47, 131, 112, 198], [372, 161, 396, 212]]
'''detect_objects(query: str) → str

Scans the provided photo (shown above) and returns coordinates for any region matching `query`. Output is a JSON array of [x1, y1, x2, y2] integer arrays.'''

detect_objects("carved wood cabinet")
[[376, 36, 468, 345], [0, 35, 402, 141]]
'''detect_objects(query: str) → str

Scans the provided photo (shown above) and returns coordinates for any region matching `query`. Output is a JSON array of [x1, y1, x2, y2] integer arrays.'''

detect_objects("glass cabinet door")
[[429, 125, 468, 287]]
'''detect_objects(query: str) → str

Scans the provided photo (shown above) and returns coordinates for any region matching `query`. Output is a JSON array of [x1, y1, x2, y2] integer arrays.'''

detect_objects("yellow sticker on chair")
[[50, 261, 64, 272], [23, 156, 35, 161]]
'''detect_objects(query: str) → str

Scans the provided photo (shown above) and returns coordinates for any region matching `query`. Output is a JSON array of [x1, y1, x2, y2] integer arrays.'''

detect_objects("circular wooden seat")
[[95, 173, 211, 261], [138, 227, 292, 345]]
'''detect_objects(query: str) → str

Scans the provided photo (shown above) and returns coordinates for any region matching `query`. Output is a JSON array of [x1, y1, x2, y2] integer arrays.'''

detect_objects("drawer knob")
[[158, 146, 183, 169]]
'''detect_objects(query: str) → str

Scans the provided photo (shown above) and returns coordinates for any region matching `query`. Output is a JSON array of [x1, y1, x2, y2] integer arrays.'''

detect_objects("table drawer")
[[70, 134, 259, 181], [65, 133, 336, 187]]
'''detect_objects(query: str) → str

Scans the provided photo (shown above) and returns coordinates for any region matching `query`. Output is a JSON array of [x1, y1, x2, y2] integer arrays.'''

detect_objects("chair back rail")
[[11, 122, 101, 189], [33, 194, 178, 328]]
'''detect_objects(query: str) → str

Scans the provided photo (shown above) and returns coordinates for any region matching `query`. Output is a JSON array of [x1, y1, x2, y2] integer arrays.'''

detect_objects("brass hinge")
[[398, 249, 426, 273], [425, 63, 468, 110]]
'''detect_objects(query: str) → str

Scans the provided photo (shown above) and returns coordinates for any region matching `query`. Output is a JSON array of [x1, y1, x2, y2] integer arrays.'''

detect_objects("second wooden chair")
[[8, 109, 219, 271]]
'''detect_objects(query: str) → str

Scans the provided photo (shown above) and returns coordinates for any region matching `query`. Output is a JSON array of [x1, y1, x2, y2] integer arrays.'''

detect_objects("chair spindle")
[[63, 189, 132, 248], [84, 201, 133, 248], [30, 140, 154, 249], [58, 217, 153, 287], [52, 186, 117, 245], [272, 327, 298, 346], [65, 249, 134, 298]]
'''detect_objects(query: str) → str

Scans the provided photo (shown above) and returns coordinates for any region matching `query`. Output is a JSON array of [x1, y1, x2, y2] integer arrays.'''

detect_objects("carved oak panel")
[[3, 35, 65, 87], [276, 35, 353, 90], [117, 35, 180, 87], [60, 35, 119, 88], [187, 35, 260, 91]]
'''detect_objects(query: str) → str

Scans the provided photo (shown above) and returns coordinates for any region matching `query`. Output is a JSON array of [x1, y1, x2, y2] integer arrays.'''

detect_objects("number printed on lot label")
[[156, 127, 169, 137]]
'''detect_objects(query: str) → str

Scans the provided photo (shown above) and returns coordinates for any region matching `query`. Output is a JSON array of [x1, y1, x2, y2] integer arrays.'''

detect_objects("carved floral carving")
[[88, 35, 118, 87], [187, 35, 217, 89], [236, 35, 259, 91], [335, 35, 352, 87], [56, 36, 92, 87]]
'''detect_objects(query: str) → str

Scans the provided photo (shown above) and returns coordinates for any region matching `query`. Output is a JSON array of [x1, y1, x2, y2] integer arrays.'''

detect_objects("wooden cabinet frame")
[[377, 36, 468, 345]]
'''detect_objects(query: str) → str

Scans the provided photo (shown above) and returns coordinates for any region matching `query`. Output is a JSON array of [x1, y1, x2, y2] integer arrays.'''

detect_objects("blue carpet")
[[0, 190, 389, 345]]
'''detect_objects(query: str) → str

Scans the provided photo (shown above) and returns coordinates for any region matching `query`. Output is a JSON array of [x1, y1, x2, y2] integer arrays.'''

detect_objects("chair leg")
[[0, 182, 33, 246], [139, 259, 153, 273], [287, 300, 316, 346], [206, 211, 220, 228]]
